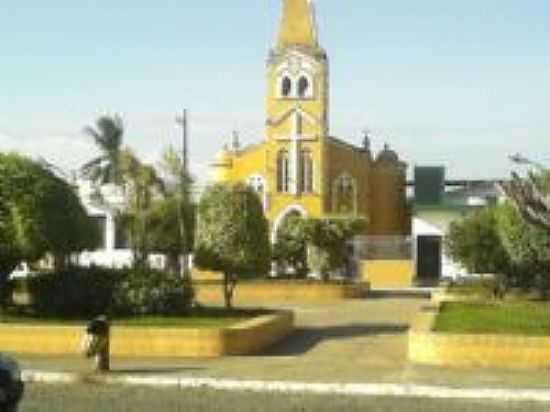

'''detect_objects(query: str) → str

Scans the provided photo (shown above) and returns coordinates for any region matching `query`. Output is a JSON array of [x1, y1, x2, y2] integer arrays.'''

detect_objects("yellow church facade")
[[213, 0, 409, 242]]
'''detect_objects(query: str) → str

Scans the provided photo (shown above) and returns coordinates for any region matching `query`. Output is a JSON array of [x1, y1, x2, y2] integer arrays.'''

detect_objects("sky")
[[1, 0, 549, 185]]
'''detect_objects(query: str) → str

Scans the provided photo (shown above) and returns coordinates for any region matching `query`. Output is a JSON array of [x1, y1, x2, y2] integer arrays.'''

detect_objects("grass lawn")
[[434, 302, 550, 336], [0, 307, 267, 328]]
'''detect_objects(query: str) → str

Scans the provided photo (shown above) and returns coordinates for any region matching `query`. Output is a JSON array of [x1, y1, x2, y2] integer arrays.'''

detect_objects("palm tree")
[[81, 115, 124, 185]]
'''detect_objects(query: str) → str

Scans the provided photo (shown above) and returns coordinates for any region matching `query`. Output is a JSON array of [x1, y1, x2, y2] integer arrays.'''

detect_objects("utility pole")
[[176, 109, 190, 280], [177, 109, 189, 180]]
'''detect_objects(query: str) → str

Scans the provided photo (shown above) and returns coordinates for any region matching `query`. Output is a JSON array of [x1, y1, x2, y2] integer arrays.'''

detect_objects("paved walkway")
[[14, 296, 550, 391]]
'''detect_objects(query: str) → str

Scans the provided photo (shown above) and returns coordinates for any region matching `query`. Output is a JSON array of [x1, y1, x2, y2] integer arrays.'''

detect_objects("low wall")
[[0, 311, 294, 358], [192, 269, 223, 282], [409, 302, 550, 369], [359, 260, 414, 289], [195, 281, 369, 304]]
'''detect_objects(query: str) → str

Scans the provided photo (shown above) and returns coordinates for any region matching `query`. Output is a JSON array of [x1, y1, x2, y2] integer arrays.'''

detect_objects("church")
[[213, 0, 409, 243]]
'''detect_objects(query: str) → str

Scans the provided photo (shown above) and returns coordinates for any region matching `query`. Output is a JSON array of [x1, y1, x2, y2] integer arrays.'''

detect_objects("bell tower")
[[266, 0, 328, 197]]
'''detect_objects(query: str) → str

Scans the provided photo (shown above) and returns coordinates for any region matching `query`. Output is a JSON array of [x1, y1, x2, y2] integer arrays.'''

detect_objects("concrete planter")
[[0, 311, 294, 358], [195, 281, 369, 304], [409, 301, 550, 369]]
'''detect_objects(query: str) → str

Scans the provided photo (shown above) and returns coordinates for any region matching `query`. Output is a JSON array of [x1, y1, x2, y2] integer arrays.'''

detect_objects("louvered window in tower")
[[298, 76, 310, 98], [281, 76, 292, 98]]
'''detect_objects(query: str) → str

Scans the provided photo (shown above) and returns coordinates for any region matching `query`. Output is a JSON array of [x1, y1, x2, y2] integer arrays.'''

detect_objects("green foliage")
[[502, 169, 550, 231], [146, 197, 195, 259], [497, 202, 550, 295], [119, 148, 165, 268], [81, 115, 124, 184], [446, 207, 510, 275], [23, 267, 119, 318], [112, 268, 194, 316], [194, 183, 270, 308], [301, 218, 365, 280], [17, 267, 193, 318], [194, 183, 270, 277], [0, 153, 98, 285], [272, 214, 308, 277]]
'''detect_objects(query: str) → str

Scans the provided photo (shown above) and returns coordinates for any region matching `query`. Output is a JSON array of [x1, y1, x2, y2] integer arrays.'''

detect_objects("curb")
[[22, 370, 550, 403]]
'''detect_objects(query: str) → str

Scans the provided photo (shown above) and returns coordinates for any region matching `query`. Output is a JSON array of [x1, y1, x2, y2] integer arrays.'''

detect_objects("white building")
[[75, 180, 167, 270], [411, 166, 505, 281]]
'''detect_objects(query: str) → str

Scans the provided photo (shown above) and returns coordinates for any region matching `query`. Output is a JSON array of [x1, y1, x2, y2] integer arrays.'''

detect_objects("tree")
[[496, 202, 550, 297], [81, 115, 124, 184], [502, 171, 550, 230], [194, 183, 270, 308], [146, 197, 195, 275], [446, 207, 510, 275], [500, 165, 550, 297], [157, 145, 194, 278], [0, 153, 98, 302], [118, 149, 164, 268], [302, 218, 365, 281], [272, 214, 308, 277]]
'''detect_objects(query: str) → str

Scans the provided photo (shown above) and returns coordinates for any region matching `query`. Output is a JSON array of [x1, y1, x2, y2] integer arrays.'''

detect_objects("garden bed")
[[0, 309, 294, 358], [409, 299, 550, 368]]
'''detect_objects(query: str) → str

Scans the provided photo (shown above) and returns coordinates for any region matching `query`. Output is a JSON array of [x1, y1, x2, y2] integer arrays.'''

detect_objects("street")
[[19, 383, 550, 412]]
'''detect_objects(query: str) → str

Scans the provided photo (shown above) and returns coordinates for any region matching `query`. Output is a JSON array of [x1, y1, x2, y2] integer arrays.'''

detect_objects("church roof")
[[277, 0, 319, 49]]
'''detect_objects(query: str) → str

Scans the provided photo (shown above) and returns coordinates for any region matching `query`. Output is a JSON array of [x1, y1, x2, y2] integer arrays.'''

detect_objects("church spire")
[[277, 0, 318, 49]]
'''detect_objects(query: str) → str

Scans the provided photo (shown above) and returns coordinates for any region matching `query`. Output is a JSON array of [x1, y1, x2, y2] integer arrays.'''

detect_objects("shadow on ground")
[[264, 323, 409, 356], [368, 291, 432, 300]]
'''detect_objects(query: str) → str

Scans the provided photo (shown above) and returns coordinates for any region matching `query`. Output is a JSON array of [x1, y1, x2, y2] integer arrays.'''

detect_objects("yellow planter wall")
[[195, 282, 369, 304], [409, 302, 550, 369], [359, 260, 414, 289], [0, 311, 294, 358]]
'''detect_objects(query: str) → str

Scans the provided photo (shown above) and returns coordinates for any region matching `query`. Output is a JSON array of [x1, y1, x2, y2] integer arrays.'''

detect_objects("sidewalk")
[[12, 297, 550, 399]]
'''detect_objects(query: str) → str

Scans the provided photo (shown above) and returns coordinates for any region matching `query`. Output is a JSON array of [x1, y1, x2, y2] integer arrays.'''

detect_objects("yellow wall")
[[0, 311, 294, 358], [369, 165, 409, 235], [360, 260, 414, 288], [195, 281, 369, 304], [324, 140, 371, 219]]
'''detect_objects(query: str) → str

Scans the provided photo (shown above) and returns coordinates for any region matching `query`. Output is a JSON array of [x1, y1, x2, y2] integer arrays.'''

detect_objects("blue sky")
[[1, 0, 549, 183]]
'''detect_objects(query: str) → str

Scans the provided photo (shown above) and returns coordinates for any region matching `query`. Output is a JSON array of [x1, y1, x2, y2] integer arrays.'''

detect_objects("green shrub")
[[302, 218, 366, 280], [113, 269, 194, 316], [272, 214, 308, 278], [446, 206, 510, 275], [20, 266, 194, 318], [25, 267, 118, 318]]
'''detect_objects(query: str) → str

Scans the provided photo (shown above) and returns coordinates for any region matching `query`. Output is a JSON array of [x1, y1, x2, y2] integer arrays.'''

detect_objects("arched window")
[[300, 150, 314, 193], [281, 76, 292, 98], [298, 76, 310, 98], [333, 174, 356, 214], [277, 150, 290, 193]]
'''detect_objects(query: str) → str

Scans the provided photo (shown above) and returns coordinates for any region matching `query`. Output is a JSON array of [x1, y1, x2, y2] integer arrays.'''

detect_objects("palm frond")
[[80, 156, 105, 173]]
